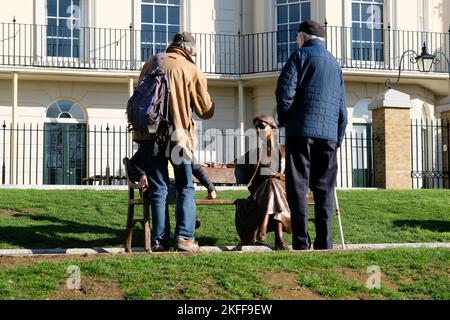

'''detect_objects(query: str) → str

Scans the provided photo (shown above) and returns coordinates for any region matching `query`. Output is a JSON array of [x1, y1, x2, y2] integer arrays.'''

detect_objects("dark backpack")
[[126, 53, 171, 149]]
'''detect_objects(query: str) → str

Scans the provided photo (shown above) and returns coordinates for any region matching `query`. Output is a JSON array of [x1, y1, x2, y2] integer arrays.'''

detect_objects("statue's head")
[[253, 115, 278, 139]]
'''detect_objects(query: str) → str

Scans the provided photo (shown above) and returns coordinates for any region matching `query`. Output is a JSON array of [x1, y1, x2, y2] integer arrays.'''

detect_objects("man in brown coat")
[[136, 32, 214, 252]]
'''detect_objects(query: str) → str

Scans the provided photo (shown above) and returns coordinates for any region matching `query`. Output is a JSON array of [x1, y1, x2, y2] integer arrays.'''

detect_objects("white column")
[[238, 80, 245, 157], [128, 76, 134, 157], [11, 72, 18, 185], [128, 76, 134, 97]]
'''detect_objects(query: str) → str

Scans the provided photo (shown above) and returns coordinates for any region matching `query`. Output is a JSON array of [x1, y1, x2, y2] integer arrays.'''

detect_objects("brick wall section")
[[372, 109, 386, 188], [441, 111, 450, 189], [372, 108, 412, 189]]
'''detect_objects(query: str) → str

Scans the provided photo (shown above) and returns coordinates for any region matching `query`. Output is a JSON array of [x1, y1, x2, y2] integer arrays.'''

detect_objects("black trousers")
[[285, 136, 338, 250]]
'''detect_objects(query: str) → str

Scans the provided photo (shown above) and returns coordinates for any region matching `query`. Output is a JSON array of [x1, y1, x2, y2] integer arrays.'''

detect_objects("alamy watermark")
[[366, 265, 381, 290], [365, 5, 382, 30], [66, 5, 81, 30], [66, 265, 81, 290]]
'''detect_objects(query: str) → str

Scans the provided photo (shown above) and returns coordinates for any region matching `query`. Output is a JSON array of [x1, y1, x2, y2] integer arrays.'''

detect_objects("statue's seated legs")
[[274, 222, 289, 250], [254, 213, 269, 245], [254, 213, 289, 251]]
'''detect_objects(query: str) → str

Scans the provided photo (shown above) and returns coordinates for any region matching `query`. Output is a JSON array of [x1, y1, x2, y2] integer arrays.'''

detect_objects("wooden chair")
[[123, 157, 151, 253]]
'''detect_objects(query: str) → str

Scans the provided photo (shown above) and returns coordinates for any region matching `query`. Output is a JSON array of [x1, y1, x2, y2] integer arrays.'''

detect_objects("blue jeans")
[[135, 141, 170, 245], [171, 153, 197, 240]]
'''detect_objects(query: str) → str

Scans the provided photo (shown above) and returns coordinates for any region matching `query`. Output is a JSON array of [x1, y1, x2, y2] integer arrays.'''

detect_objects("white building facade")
[[0, 0, 449, 187]]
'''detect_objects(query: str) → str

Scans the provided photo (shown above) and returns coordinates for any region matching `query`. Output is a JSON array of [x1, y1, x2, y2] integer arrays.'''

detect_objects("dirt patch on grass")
[[397, 274, 416, 286], [0, 209, 36, 218], [337, 267, 400, 292], [0, 253, 123, 270], [195, 278, 227, 300], [49, 276, 124, 300], [259, 271, 323, 300]]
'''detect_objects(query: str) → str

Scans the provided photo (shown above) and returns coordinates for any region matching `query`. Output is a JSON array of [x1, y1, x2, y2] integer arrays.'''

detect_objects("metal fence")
[[1, 121, 374, 188], [411, 119, 450, 189], [325, 25, 450, 74], [194, 126, 374, 188], [0, 122, 134, 186], [1, 21, 448, 75]]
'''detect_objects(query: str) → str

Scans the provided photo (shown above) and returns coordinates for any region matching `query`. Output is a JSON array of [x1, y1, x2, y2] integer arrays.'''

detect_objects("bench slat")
[[195, 166, 253, 185], [130, 199, 145, 205], [196, 199, 235, 205]]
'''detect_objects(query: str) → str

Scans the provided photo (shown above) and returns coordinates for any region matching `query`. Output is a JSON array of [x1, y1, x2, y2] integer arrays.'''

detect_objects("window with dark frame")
[[351, 0, 384, 62], [141, 0, 181, 62], [276, 0, 311, 63], [47, 0, 82, 58]]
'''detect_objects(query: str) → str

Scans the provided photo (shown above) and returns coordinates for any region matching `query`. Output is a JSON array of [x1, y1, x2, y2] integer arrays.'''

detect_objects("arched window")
[[46, 99, 86, 121], [351, 99, 373, 188], [352, 99, 372, 123]]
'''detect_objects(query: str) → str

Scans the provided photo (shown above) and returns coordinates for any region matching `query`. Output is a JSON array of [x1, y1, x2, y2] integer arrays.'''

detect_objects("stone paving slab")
[[0, 243, 449, 257], [0, 185, 248, 191]]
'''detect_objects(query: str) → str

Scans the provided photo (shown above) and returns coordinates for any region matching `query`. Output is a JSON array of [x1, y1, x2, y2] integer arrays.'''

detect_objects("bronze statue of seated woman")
[[235, 115, 291, 250]]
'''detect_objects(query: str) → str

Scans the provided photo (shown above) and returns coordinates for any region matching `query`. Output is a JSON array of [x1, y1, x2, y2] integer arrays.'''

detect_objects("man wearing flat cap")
[[276, 20, 348, 250], [134, 31, 215, 253]]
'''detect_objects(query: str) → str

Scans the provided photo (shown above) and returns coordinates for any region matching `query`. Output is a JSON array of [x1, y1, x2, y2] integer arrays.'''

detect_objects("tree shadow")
[[0, 212, 225, 250], [194, 236, 220, 246], [393, 220, 450, 233], [0, 214, 129, 249]]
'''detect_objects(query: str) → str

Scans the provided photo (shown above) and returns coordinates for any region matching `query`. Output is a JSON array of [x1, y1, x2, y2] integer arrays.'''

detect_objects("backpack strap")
[[151, 53, 165, 74]]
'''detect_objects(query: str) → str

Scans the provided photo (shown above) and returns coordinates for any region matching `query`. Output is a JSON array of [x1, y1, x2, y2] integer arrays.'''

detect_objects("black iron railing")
[[195, 126, 374, 189], [0, 122, 135, 186], [1, 121, 374, 188], [1, 21, 448, 75], [411, 119, 450, 189]]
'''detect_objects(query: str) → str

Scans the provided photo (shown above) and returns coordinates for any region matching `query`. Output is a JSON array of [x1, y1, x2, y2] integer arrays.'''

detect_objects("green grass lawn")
[[0, 249, 448, 300], [0, 189, 449, 249], [0, 189, 449, 300]]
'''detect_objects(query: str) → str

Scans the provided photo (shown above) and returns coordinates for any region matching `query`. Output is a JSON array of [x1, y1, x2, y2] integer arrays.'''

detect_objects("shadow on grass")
[[393, 220, 450, 233], [0, 214, 222, 249], [195, 236, 221, 246], [0, 215, 127, 249]]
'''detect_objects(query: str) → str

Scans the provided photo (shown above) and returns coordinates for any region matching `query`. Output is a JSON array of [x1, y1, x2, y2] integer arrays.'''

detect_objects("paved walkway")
[[0, 243, 449, 257]]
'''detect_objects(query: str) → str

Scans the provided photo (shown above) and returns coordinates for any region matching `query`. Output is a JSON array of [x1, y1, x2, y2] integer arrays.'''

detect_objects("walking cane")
[[334, 188, 346, 250]]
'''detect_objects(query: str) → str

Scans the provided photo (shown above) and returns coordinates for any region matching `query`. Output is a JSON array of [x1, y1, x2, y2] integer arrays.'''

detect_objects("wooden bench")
[[123, 159, 152, 253], [83, 175, 127, 186], [123, 161, 314, 252], [194, 165, 249, 205], [195, 166, 314, 205]]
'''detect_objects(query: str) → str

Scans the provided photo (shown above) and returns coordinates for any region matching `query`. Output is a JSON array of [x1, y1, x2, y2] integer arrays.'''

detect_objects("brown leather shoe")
[[275, 240, 290, 251], [151, 241, 168, 253], [255, 233, 267, 246], [176, 238, 199, 252]]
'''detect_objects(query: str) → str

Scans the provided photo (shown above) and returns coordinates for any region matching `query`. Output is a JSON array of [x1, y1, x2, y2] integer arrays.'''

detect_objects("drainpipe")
[[11, 72, 18, 185]]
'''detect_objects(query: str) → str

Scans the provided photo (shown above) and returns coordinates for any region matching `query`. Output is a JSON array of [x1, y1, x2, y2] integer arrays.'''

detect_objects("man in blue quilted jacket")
[[276, 20, 348, 250]]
